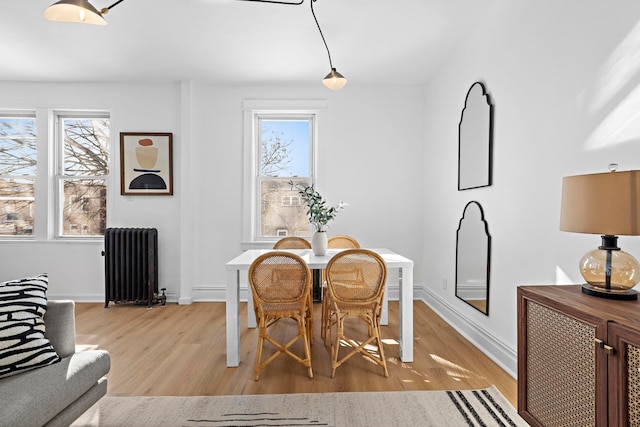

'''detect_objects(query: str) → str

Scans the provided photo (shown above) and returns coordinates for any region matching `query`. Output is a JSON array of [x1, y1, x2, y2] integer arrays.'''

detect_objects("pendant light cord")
[[310, 0, 334, 70], [238, 0, 336, 70], [238, 0, 304, 5]]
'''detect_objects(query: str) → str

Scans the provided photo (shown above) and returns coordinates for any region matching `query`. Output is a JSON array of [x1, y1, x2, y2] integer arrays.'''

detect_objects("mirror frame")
[[458, 81, 494, 191], [455, 201, 491, 315]]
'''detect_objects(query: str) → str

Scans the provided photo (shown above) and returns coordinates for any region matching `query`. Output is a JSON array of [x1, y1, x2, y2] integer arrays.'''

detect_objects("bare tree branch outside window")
[[260, 129, 293, 177], [61, 118, 109, 236], [0, 116, 36, 235]]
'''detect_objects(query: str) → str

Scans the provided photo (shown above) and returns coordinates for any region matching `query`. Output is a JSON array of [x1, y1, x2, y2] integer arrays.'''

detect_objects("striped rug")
[[73, 386, 528, 427]]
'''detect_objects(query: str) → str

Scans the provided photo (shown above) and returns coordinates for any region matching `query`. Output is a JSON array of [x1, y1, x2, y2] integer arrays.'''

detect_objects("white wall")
[[421, 1, 640, 376], [181, 84, 425, 301], [0, 82, 425, 305], [0, 82, 182, 300]]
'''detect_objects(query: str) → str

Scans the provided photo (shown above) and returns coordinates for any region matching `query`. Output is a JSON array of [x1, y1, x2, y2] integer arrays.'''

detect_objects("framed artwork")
[[120, 132, 173, 195]]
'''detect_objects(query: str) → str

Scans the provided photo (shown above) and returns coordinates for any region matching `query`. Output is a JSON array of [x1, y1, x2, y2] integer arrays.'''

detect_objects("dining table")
[[224, 248, 414, 367]]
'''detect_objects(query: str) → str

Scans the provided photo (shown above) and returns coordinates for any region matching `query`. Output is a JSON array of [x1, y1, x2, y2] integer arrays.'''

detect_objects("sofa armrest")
[[44, 300, 76, 358]]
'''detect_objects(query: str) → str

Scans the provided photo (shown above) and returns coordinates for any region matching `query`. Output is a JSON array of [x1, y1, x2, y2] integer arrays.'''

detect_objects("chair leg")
[[330, 312, 388, 378], [255, 313, 314, 380], [330, 311, 345, 378], [306, 294, 314, 346], [374, 319, 388, 377], [301, 316, 314, 379], [321, 287, 330, 344], [254, 319, 266, 381]]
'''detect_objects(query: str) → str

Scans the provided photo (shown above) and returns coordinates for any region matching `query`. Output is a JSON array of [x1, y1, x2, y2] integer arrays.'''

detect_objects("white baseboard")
[[415, 286, 517, 379]]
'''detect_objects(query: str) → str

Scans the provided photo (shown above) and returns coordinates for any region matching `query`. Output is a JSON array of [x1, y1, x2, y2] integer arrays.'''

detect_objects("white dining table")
[[224, 248, 414, 367]]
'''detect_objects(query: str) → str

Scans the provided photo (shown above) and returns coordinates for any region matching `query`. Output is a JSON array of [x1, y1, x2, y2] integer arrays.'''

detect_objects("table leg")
[[380, 273, 389, 325], [226, 269, 240, 367], [398, 266, 414, 362], [247, 285, 256, 328], [312, 269, 322, 301]]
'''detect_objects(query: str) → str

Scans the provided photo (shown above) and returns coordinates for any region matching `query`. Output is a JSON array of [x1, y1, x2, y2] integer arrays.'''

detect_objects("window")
[[243, 100, 326, 243], [0, 115, 36, 236], [282, 195, 301, 206], [56, 114, 109, 237], [257, 116, 313, 239]]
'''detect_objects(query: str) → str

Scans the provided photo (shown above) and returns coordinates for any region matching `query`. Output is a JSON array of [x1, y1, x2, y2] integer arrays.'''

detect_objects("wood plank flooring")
[[74, 300, 517, 406]]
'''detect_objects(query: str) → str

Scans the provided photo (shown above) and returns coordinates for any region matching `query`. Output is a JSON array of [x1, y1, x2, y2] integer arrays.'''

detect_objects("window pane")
[[259, 119, 310, 177], [0, 178, 34, 236], [63, 179, 106, 236], [63, 118, 109, 176], [0, 117, 37, 176], [259, 178, 310, 238]]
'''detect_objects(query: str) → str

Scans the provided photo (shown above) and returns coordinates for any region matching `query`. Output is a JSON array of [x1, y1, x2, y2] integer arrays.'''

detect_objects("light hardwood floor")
[[74, 300, 517, 406]]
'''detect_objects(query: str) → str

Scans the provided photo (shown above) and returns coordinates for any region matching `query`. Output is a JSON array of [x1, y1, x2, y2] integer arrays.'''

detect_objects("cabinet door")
[[519, 296, 608, 426], [609, 323, 640, 427]]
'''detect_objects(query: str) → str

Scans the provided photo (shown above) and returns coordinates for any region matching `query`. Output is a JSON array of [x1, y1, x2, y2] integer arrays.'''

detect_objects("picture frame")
[[120, 132, 173, 196]]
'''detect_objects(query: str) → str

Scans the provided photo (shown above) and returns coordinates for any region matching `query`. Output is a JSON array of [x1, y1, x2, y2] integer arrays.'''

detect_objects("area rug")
[[72, 386, 528, 427]]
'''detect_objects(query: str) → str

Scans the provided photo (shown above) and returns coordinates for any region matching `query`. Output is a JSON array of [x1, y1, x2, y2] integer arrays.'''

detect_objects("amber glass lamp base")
[[579, 236, 640, 300]]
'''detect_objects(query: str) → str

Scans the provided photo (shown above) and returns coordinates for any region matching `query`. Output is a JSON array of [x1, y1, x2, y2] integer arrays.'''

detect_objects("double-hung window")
[[55, 113, 110, 237], [0, 114, 37, 236], [243, 100, 326, 243], [0, 111, 109, 240]]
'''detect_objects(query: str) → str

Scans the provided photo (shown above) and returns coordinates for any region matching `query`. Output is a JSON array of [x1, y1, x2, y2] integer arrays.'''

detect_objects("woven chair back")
[[273, 237, 312, 249], [326, 249, 386, 303], [249, 252, 311, 304], [327, 235, 361, 249]]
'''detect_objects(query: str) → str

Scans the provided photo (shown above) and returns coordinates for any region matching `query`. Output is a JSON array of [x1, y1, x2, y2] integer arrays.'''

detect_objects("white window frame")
[[53, 111, 110, 240], [242, 99, 327, 246], [0, 111, 37, 239]]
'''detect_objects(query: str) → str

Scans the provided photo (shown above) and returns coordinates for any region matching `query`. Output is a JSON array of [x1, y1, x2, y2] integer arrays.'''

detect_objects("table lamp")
[[560, 167, 640, 300]]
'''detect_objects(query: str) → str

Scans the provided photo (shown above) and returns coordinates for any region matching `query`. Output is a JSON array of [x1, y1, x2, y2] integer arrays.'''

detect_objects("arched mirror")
[[455, 201, 491, 315], [458, 82, 493, 190]]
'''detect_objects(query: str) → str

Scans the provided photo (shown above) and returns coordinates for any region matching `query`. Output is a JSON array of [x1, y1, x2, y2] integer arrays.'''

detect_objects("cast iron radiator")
[[102, 227, 159, 308]]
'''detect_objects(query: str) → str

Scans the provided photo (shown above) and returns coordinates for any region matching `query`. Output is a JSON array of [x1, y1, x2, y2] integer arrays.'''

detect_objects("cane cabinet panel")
[[518, 285, 640, 427]]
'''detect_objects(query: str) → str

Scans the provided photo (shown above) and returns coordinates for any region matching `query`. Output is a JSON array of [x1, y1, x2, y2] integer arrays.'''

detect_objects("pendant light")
[[310, 0, 346, 90], [44, 0, 125, 25]]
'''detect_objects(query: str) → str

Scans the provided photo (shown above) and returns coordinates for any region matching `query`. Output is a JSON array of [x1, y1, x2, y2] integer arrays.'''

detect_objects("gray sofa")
[[0, 300, 111, 427]]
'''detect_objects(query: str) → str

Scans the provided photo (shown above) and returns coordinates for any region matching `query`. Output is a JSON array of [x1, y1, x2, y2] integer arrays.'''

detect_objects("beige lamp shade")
[[560, 170, 640, 236]]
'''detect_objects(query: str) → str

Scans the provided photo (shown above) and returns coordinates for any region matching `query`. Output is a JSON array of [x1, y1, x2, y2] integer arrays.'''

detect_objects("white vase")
[[312, 231, 328, 256]]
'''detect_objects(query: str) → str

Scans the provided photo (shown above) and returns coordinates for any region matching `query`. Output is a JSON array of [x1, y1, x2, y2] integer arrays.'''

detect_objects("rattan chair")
[[328, 235, 361, 249], [248, 252, 313, 380], [273, 236, 314, 343], [273, 236, 312, 249], [321, 235, 361, 342], [325, 249, 388, 377]]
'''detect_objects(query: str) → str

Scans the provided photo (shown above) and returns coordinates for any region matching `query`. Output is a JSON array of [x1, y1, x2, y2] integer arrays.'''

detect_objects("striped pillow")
[[0, 274, 61, 378]]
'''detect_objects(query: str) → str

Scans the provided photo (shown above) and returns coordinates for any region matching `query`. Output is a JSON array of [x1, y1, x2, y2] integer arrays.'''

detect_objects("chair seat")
[[260, 301, 306, 315], [329, 301, 377, 313]]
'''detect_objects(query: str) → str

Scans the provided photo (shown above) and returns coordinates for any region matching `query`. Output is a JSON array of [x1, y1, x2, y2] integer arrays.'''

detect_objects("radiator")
[[102, 227, 159, 308]]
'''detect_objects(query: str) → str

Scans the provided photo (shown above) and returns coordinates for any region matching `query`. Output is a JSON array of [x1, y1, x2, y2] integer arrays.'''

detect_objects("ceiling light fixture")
[[44, 0, 125, 25], [239, 0, 346, 90]]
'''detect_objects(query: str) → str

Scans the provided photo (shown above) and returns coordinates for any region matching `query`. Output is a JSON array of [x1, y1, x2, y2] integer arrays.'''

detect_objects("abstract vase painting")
[[120, 132, 173, 195]]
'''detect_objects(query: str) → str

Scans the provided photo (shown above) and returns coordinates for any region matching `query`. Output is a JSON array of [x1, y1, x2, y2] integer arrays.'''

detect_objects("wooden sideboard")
[[518, 285, 640, 427]]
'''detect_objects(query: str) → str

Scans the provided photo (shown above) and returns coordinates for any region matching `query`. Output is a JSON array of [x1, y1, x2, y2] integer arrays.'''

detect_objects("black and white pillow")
[[0, 274, 61, 378]]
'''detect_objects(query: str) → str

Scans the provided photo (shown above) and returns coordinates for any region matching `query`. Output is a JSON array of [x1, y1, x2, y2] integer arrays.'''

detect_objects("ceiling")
[[1, 0, 496, 85]]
